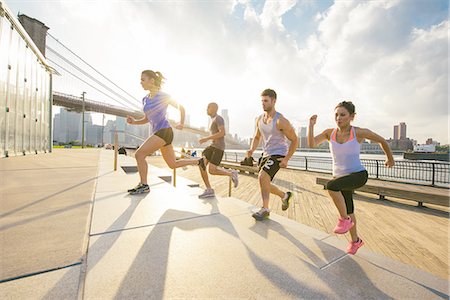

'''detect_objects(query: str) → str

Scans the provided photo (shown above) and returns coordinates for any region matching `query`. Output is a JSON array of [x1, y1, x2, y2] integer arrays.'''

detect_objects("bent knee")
[[326, 181, 340, 191], [208, 164, 218, 174], [135, 150, 146, 160], [166, 162, 176, 169]]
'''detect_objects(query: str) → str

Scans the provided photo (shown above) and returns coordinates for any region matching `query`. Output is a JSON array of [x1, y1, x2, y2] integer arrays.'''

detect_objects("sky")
[[5, 0, 449, 144]]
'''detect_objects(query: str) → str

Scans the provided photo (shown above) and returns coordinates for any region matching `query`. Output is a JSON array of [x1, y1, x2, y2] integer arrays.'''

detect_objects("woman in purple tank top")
[[308, 101, 394, 254], [126, 70, 200, 195]]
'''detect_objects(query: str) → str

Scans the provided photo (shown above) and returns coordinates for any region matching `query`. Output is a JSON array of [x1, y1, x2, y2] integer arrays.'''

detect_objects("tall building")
[[399, 122, 407, 139], [221, 109, 229, 134], [299, 126, 307, 138], [393, 125, 399, 140], [53, 108, 82, 144]]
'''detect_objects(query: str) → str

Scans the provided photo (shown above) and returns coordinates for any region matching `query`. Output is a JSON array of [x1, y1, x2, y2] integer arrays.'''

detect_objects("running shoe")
[[198, 188, 215, 198], [129, 183, 150, 195], [231, 170, 239, 188], [127, 183, 143, 193], [252, 207, 270, 221], [346, 238, 364, 255], [282, 191, 292, 211], [333, 217, 354, 234]]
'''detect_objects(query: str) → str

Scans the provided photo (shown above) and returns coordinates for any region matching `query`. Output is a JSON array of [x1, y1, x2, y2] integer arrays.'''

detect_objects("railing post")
[[173, 168, 176, 187], [431, 163, 435, 187], [235, 153, 237, 162], [114, 131, 118, 171], [376, 160, 379, 179], [305, 157, 308, 171]]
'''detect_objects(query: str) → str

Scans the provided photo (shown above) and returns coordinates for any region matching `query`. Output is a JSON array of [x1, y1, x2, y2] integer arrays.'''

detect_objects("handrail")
[[222, 150, 450, 188]]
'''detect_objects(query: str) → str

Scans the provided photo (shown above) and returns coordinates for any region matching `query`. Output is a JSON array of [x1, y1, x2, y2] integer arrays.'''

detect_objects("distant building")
[[300, 137, 308, 148], [53, 108, 82, 144], [221, 109, 229, 134], [393, 125, 399, 140], [399, 122, 407, 139]]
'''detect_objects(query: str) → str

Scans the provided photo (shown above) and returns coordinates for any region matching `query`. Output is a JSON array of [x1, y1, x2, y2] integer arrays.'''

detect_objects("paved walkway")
[[1, 149, 448, 299], [148, 156, 450, 279]]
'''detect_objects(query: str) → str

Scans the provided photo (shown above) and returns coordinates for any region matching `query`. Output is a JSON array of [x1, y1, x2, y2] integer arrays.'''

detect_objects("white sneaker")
[[198, 188, 215, 198], [231, 170, 239, 188]]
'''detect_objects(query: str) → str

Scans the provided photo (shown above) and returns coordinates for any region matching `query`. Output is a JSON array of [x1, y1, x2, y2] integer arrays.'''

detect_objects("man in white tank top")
[[247, 89, 299, 220]]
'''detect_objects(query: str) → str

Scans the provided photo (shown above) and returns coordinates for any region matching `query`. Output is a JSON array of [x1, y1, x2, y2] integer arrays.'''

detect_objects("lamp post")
[[81, 91, 86, 148]]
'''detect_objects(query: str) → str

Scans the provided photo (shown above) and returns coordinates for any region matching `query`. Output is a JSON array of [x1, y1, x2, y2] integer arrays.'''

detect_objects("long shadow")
[[0, 171, 114, 218], [44, 192, 146, 299], [248, 218, 394, 299], [1, 166, 98, 172], [353, 193, 449, 218], [0, 201, 91, 231], [0, 183, 166, 231]]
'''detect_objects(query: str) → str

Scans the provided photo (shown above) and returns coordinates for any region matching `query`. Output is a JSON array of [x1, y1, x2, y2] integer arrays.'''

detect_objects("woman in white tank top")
[[308, 101, 394, 254]]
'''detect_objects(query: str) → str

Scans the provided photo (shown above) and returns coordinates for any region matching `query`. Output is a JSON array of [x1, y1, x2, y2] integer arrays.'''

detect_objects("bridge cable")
[[47, 58, 140, 111], [47, 32, 138, 101], [46, 46, 140, 110]]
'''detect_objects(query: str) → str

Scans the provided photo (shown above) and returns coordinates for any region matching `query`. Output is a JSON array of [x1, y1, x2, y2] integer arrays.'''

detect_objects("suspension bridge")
[[45, 32, 247, 149]]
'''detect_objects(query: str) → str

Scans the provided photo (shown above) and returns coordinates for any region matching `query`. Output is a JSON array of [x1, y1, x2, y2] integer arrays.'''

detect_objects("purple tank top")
[[142, 91, 171, 133]]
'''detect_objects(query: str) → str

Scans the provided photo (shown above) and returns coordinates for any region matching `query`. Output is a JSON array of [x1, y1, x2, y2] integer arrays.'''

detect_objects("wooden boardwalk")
[[146, 156, 449, 280]]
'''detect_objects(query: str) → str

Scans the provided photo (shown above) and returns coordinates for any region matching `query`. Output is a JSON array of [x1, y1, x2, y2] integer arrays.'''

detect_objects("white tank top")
[[258, 112, 288, 156], [329, 127, 365, 177]]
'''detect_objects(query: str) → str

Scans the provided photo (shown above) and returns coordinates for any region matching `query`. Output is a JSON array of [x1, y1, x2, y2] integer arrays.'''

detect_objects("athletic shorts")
[[154, 127, 173, 146], [325, 170, 368, 214], [202, 146, 224, 166], [258, 155, 285, 181]]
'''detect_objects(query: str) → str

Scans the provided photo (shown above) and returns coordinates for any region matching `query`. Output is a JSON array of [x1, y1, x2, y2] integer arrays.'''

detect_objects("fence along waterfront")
[[223, 151, 450, 188]]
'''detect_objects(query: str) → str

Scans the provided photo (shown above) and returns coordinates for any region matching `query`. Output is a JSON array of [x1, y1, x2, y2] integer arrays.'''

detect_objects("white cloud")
[[6, 0, 448, 144]]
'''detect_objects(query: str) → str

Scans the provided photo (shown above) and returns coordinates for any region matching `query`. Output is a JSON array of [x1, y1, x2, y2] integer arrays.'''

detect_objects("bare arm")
[[277, 116, 298, 168], [308, 115, 331, 147], [357, 127, 395, 167], [167, 97, 185, 130], [127, 115, 148, 125], [199, 125, 226, 144], [247, 116, 261, 157]]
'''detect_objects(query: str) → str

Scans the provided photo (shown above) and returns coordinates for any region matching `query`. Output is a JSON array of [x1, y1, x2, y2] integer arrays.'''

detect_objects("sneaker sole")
[[129, 189, 150, 195], [198, 194, 215, 198], [333, 222, 354, 234], [252, 214, 270, 221], [282, 192, 292, 211]]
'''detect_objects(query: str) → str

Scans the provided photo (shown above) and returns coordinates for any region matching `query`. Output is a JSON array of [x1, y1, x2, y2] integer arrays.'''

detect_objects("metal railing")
[[223, 151, 450, 188]]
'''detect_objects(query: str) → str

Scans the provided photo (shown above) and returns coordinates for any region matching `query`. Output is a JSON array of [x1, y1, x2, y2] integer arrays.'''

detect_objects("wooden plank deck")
[[145, 156, 449, 280]]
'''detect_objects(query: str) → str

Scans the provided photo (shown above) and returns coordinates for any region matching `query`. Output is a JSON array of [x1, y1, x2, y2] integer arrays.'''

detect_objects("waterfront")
[[186, 149, 450, 188]]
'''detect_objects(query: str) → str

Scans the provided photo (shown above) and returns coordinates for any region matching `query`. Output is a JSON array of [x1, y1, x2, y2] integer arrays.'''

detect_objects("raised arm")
[[308, 115, 331, 148], [277, 116, 298, 168], [247, 116, 262, 157], [167, 98, 185, 130], [357, 128, 394, 167]]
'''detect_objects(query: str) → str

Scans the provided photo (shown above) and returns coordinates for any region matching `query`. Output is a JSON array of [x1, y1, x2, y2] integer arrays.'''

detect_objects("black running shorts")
[[202, 146, 224, 166], [325, 170, 368, 214], [258, 155, 285, 181], [154, 127, 174, 146]]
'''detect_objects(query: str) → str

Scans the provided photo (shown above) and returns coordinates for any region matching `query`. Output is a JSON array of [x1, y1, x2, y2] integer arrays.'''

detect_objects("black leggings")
[[326, 170, 368, 214]]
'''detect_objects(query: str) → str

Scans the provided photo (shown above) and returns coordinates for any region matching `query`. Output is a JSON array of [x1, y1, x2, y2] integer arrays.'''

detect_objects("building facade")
[[0, 1, 52, 157]]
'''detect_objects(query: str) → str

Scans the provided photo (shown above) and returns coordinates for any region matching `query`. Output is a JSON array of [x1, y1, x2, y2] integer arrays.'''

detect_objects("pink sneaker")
[[347, 238, 364, 255], [333, 217, 354, 234]]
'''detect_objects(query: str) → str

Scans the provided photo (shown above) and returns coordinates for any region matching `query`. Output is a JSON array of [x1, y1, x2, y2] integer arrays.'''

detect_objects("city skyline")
[[9, 0, 448, 144]]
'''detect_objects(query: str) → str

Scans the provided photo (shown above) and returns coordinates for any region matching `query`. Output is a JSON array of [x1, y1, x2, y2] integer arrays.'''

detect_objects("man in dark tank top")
[[197, 102, 239, 198]]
